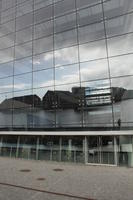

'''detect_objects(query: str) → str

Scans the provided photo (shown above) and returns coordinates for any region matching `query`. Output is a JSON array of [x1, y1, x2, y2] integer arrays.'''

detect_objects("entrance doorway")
[[87, 136, 115, 165]]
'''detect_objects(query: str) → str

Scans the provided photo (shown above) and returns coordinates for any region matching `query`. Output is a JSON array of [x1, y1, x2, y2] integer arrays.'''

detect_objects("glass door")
[[87, 136, 115, 165]]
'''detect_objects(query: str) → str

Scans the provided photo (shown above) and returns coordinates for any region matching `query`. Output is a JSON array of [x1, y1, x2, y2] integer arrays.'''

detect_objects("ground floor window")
[[0, 135, 133, 167]]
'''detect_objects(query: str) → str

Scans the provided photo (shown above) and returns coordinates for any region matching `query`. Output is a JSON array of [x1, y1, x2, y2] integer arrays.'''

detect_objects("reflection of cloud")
[[55, 46, 78, 67], [80, 59, 108, 81], [110, 54, 133, 77], [44, 53, 53, 61]]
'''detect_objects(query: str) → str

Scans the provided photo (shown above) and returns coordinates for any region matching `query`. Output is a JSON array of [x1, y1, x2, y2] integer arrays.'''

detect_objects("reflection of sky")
[[0, 0, 133, 100]]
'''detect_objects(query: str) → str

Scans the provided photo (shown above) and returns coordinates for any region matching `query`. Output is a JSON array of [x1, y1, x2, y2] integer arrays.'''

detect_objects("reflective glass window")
[[80, 59, 109, 82], [77, 4, 103, 27], [79, 39, 107, 62], [16, 27, 32, 45], [0, 61, 13, 78], [55, 64, 80, 85], [33, 36, 53, 55], [14, 73, 32, 91], [55, 46, 78, 67], [33, 52, 53, 71], [33, 68, 54, 88], [108, 33, 133, 57], [34, 20, 53, 39], [54, 0, 75, 17], [54, 12, 76, 33], [34, 5, 53, 24], [15, 42, 32, 60], [14, 57, 32, 75], [54, 29, 77, 49], [78, 21, 105, 44]]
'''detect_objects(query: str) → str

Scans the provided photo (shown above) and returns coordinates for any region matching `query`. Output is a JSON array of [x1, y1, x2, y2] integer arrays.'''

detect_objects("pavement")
[[0, 157, 133, 200]]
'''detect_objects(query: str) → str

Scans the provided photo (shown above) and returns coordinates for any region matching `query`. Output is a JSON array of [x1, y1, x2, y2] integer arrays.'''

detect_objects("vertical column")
[[59, 137, 62, 162], [16, 136, 20, 158], [0, 136, 3, 155], [36, 137, 39, 160], [114, 136, 118, 166], [68, 139, 72, 161], [84, 136, 88, 164]]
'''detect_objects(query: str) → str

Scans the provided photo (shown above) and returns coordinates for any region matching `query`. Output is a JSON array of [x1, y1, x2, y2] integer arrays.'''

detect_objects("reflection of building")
[[0, 0, 133, 167]]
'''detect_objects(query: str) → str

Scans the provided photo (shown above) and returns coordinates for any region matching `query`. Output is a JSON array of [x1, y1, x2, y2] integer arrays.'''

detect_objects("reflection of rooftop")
[[43, 90, 79, 110], [0, 87, 133, 111], [0, 95, 41, 110], [122, 90, 133, 101]]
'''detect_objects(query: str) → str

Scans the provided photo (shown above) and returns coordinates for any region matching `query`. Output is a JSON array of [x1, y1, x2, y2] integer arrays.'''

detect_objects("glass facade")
[[0, 0, 133, 167], [0, 0, 132, 130], [0, 135, 133, 167]]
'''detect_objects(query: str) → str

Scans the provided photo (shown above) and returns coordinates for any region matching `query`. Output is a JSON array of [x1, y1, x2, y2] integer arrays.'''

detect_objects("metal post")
[[0, 136, 3, 155], [114, 136, 118, 166], [16, 136, 20, 158], [59, 137, 62, 162], [36, 137, 39, 160], [84, 136, 88, 164]]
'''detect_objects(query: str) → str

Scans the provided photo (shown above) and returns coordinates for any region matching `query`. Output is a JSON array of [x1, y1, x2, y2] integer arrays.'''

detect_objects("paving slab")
[[0, 157, 133, 200]]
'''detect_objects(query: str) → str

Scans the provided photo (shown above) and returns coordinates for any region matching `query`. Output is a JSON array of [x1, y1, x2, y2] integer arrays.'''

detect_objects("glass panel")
[[34, 5, 53, 24], [78, 21, 105, 44], [38, 136, 60, 161], [103, 0, 133, 19], [15, 42, 32, 60], [77, 4, 103, 27], [109, 54, 133, 77], [108, 33, 133, 57], [0, 76, 13, 93], [106, 13, 133, 38], [0, 47, 14, 64], [33, 36, 53, 55], [0, 92, 13, 128], [82, 80, 113, 127], [14, 57, 32, 75], [34, 20, 53, 39], [80, 59, 109, 82], [13, 89, 33, 109], [0, 33, 15, 50], [76, 0, 101, 9], [1, 0, 16, 11], [14, 73, 32, 91], [16, 12, 33, 31], [33, 68, 54, 88], [79, 39, 107, 62], [1, 7, 15, 23], [61, 136, 84, 162], [16, 27, 32, 45], [16, 0, 33, 17], [0, 61, 13, 78], [118, 136, 133, 167], [55, 83, 82, 127], [55, 64, 80, 85], [33, 87, 56, 128], [33, 52, 53, 71], [54, 12, 76, 33], [54, 0, 75, 17], [88, 136, 100, 163], [55, 46, 78, 67], [0, 20, 15, 37], [1, 136, 18, 158], [101, 136, 115, 165], [34, 0, 52, 10], [54, 29, 77, 49], [18, 136, 37, 159], [111, 76, 133, 128]]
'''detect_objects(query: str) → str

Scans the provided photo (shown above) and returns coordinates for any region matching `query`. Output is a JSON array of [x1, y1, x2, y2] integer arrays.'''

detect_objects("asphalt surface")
[[0, 157, 133, 200]]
